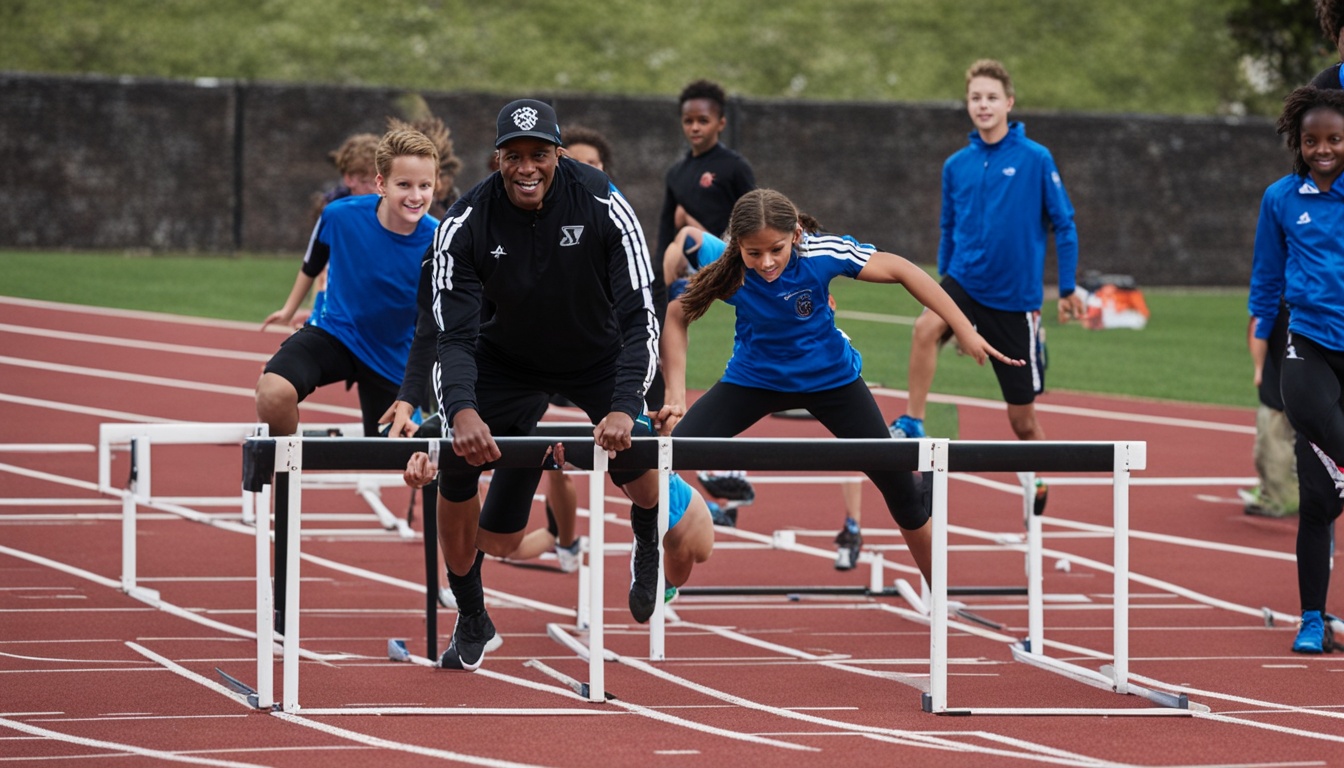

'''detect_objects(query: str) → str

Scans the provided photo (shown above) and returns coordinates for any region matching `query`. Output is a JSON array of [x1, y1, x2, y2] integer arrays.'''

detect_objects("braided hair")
[[677, 189, 802, 323]]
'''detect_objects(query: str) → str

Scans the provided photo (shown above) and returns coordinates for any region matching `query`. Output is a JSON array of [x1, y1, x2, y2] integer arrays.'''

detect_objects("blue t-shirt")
[[720, 232, 869, 392], [308, 194, 439, 384]]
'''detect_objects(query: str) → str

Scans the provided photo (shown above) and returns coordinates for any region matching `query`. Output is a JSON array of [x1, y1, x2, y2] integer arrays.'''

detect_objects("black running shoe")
[[696, 471, 756, 503], [628, 532, 660, 623], [439, 609, 495, 671]]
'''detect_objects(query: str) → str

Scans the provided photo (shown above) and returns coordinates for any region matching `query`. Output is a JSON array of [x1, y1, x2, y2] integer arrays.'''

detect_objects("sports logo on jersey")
[[510, 106, 539, 131], [699, 171, 716, 188], [560, 225, 584, 247], [1051, 171, 1062, 186], [1297, 212, 1312, 225], [785, 290, 814, 319], [490, 245, 506, 259], [1003, 167, 1017, 177]]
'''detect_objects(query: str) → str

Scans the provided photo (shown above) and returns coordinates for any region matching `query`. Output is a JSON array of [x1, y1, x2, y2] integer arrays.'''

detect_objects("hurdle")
[[98, 422, 271, 600], [243, 434, 1177, 716]]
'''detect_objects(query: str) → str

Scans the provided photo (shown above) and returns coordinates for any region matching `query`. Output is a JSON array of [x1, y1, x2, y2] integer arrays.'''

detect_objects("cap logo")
[[511, 106, 540, 132]]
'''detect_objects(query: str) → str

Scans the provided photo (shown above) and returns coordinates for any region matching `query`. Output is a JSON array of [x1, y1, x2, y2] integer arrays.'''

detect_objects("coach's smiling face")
[[497, 137, 558, 211]]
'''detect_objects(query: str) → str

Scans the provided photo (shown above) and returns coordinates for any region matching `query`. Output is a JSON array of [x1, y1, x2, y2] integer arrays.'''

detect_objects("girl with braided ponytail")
[[656, 189, 1020, 583]]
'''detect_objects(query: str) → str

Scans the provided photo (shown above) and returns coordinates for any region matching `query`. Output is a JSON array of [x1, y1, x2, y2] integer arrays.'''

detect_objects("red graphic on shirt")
[[699, 172, 716, 188]]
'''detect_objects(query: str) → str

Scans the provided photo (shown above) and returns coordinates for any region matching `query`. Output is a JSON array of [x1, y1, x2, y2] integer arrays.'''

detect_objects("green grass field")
[[0, 249, 1256, 410]]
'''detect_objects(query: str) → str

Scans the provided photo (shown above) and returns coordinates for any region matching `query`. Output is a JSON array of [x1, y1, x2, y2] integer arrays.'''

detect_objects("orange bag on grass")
[[1081, 282, 1149, 330]]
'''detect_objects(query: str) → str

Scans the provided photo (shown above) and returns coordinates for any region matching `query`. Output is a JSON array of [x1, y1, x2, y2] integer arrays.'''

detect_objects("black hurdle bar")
[[249, 437, 1123, 474]]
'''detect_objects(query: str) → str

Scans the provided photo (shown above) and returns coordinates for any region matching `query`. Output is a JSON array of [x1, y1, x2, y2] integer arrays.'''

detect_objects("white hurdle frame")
[[258, 435, 1177, 716], [98, 422, 270, 599], [923, 439, 1179, 716]]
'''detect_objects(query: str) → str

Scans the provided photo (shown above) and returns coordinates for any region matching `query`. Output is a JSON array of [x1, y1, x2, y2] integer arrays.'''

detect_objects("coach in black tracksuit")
[[425, 99, 663, 671]]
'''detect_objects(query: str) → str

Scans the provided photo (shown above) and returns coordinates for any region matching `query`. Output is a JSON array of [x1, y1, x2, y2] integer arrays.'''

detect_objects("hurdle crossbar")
[[244, 435, 1162, 716]]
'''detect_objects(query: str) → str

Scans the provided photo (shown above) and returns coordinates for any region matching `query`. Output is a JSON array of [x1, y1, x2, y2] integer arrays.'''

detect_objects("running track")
[[1, 295, 1342, 767]]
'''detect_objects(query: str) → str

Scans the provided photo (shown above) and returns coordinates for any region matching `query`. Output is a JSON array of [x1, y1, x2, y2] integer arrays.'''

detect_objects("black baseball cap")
[[495, 99, 562, 147]]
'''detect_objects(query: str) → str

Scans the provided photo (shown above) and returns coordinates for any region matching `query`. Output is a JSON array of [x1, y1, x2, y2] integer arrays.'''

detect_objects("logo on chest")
[[560, 225, 585, 247], [783, 289, 814, 319], [490, 245, 506, 259]]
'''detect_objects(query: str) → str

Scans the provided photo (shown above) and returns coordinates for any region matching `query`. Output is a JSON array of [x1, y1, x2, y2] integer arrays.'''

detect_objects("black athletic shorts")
[[438, 348, 650, 534], [262, 325, 399, 436], [940, 276, 1045, 406]]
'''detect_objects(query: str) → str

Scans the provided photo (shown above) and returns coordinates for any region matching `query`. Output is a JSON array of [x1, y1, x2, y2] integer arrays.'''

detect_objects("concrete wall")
[[0, 72, 1288, 285]]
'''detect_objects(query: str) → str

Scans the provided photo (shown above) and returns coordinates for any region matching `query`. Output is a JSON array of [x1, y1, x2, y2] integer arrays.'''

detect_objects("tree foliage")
[[1227, 0, 1336, 94], [0, 0, 1320, 116]]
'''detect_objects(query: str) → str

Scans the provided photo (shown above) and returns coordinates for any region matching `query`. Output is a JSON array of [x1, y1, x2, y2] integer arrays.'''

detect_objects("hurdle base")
[[676, 585, 1027, 598]]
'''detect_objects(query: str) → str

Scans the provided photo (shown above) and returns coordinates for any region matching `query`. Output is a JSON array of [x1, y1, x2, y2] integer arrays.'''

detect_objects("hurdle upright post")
[[277, 437, 304, 713], [649, 437, 672, 661], [1110, 441, 1144, 695], [1023, 471, 1045, 656], [254, 476, 273, 711], [924, 438, 951, 714], [120, 436, 149, 595], [587, 446, 608, 702]]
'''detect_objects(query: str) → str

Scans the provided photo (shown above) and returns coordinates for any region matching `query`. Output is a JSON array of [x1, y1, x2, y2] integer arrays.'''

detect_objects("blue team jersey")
[[309, 194, 439, 384], [720, 232, 870, 392], [1249, 174, 1344, 352]]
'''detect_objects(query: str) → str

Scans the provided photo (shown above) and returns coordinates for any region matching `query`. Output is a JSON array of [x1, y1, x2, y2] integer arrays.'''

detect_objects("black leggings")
[[1280, 332, 1344, 613], [672, 378, 928, 529]]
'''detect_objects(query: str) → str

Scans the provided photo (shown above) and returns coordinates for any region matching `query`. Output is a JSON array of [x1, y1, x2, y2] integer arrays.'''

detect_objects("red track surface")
[[2, 295, 1342, 767]]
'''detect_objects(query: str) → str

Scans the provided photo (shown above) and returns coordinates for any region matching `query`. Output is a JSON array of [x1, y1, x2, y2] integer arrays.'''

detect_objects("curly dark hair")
[[1277, 85, 1344, 177], [563, 124, 614, 170], [1317, 0, 1344, 46], [678, 79, 727, 116]]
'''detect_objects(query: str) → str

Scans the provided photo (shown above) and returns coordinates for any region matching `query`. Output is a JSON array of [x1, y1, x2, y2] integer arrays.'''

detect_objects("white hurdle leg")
[[254, 482, 273, 710], [279, 437, 304, 713], [587, 446, 608, 702], [120, 437, 150, 595], [1022, 471, 1044, 656], [649, 437, 671, 660], [1110, 442, 1141, 695], [925, 438, 951, 713]]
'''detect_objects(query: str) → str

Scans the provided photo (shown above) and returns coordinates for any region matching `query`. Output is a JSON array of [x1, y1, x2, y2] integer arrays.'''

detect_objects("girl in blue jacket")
[[1249, 85, 1344, 654]]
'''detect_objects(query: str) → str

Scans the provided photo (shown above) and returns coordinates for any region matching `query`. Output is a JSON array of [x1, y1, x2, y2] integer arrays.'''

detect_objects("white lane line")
[[548, 624, 1111, 765], [0, 392, 182, 424], [271, 712, 551, 767], [0, 715, 269, 767], [125, 642, 262, 710], [0, 359, 360, 418], [1044, 517, 1296, 563], [868, 386, 1255, 434], [0, 323, 270, 363], [0, 461, 104, 493], [0, 296, 283, 334]]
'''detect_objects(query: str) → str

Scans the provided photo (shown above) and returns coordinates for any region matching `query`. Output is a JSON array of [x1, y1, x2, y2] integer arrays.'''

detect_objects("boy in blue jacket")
[[891, 59, 1084, 512]]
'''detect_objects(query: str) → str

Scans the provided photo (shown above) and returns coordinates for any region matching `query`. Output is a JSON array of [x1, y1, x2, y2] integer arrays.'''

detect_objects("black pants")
[[672, 378, 928, 529], [1280, 332, 1344, 614]]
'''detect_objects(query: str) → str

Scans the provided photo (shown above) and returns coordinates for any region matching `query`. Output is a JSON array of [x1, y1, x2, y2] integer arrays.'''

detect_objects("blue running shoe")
[[1293, 610, 1325, 654], [889, 414, 925, 439], [834, 517, 862, 571]]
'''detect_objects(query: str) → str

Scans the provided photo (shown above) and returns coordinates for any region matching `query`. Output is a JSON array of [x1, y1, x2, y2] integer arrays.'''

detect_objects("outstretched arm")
[[858, 251, 1022, 367]]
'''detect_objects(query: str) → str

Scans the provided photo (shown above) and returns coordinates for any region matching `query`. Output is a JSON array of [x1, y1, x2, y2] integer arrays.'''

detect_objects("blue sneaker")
[[1293, 610, 1325, 654], [834, 517, 862, 570], [889, 414, 925, 439]]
